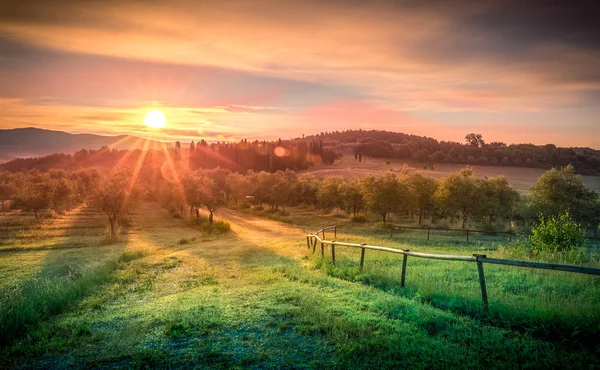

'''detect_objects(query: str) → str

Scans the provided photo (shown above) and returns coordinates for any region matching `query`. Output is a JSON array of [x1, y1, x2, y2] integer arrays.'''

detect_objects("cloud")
[[0, 0, 599, 147], [2, 0, 598, 112]]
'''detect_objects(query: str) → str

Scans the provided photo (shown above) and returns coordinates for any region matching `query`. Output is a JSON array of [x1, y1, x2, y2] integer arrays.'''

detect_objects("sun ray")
[[195, 145, 243, 171], [113, 138, 143, 170], [107, 135, 135, 150], [160, 142, 187, 205], [127, 138, 151, 195]]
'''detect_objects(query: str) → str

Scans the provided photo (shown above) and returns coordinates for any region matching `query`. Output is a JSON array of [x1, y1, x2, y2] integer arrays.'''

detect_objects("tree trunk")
[[382, 212, 386, 224], [462, 215, 466, 230], [418, 210, 423, 225], [209, 210, 214, 224], [109, 216, 116, 239], [34, 210, 41, 227], [195, 207, 200, 220]]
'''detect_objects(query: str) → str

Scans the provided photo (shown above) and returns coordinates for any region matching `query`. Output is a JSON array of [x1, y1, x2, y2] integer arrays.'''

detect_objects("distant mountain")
[[0, 128, 166, 162]]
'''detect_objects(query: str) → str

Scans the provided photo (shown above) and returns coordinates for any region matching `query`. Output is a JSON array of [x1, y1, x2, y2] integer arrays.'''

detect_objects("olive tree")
[[435, 167, 480, 229], [0, 180, 16, 211], [361, 173, 405, 223], [318, 176, 344, 211], [91, 171, 138, 240], [13, 182, 54, 226], [183, 174, 226, 224], [339, 178, 364, 216], [405, 172, 438, 225]]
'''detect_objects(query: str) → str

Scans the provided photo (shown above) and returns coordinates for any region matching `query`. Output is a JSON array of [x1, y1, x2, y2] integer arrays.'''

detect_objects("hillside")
[[0, 128, 165, 161], [301, 130, 600, 175]]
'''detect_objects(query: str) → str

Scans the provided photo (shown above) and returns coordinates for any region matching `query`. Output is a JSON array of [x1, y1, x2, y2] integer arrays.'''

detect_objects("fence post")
[[321, 240, 324, 256], [312, 238, 317, 254], [306, 236, 310, 250], [401, 250, 409, 287], [331, 241, 336, 265], [427, 227, 430, 241], [473, 254, 489, 313], [334, 226, 337, 239], [359, 245, 366, 270], [323, 230, 326, 240]]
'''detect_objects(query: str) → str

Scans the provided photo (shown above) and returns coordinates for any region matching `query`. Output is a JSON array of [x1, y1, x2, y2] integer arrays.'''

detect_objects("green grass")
[[0, 258, 119, 346], [1, 202, 599, 368]]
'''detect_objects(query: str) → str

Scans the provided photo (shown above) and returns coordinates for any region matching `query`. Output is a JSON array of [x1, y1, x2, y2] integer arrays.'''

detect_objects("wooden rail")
[[388, 224, 600, 243], [306, 228, 600, 312]]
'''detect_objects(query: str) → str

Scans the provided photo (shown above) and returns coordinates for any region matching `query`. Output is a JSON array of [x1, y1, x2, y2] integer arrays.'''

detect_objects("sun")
[[144, 110, 167, 129]]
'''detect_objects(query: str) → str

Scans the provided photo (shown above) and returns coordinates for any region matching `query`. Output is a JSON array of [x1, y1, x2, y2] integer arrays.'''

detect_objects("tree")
[[465, 133, 485, 148], [405, 172, 438, 225], [199, 176, 226, 224], [529, 165, 597, 222], [435, 167, 481, 229], [269, 171, 298, 212], [183, 174, 205, 219], [477, 176, 519, 222], [91, 171, 138, 240], [183, 174, 226, 224], [0, 181, 16, 211], [294, 176, 320, 207], [227, 172, 252, 204], [13, 181, 54, 226], [189, 141, 196, 169], [50, 177, 75, 212], [318, 176, 344, 211], [339, 178, 364, 216], [361, 173, 405, 223]]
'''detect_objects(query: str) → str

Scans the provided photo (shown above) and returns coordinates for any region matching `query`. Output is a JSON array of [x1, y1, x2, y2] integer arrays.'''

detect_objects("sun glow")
[[144, 110, 167, 128]]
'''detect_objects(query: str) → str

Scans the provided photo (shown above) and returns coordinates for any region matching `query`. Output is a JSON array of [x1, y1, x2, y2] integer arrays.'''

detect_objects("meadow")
[[304, 151, 600, 193], [1, 201, 599, 369]]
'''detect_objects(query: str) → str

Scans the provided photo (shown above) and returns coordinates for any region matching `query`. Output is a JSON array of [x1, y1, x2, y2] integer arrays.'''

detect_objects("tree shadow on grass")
[[0, 204, 130, 354]]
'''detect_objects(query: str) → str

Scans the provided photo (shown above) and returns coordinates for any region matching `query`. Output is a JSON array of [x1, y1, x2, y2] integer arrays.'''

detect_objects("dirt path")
[[217, 208, 308, 240], [215, 208, 313, 260]]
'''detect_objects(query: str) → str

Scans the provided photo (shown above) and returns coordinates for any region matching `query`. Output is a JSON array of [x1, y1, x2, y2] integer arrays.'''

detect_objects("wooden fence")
[[306, 226, 600, 312], [388, 225, 600, 244]]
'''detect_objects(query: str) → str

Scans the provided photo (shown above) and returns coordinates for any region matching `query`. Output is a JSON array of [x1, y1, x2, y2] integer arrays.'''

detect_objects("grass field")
[[303, 151, 600, 193], [1, 203, 599, 368]]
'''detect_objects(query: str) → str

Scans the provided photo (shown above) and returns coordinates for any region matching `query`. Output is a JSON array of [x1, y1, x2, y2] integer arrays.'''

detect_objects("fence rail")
[[306, 226, 600, 312], [388, 224, 600, 243]]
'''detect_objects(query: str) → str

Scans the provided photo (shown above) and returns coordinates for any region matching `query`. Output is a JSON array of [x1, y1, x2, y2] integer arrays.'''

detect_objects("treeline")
[[185, 138, 337, 172], [300, 130, 600, 175], [3, 162, 599, 239], [0, 138, 339, 173], [157, 165, 600, 235]]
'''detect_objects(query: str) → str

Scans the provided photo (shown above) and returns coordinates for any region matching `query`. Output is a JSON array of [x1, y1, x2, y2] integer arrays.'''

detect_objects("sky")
[[0, 0, 599, 147]]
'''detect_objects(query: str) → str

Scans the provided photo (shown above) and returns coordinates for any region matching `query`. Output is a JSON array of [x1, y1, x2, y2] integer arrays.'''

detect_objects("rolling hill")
[[0, 128, 166, 162]]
